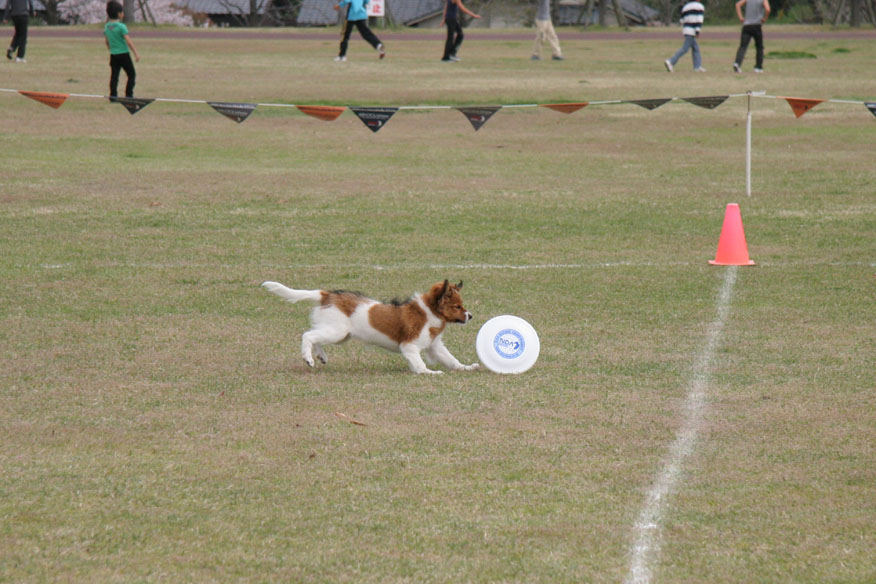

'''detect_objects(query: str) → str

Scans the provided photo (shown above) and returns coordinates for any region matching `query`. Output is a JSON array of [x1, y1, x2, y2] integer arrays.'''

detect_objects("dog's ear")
[[456, 281, 463, 290], [439, 279, 450, 299]]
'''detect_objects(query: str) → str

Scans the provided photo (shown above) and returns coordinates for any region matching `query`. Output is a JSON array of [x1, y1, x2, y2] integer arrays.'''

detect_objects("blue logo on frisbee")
[[493, 329, 525, 360]]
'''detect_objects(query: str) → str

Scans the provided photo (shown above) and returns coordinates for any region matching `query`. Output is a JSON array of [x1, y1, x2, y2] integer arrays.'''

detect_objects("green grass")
[[767, 50, 817, 59], [1, 26, 875, 583]]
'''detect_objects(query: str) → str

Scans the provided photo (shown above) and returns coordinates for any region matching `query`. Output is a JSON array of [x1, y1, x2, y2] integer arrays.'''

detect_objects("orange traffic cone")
[[709, 203, 755, 266]]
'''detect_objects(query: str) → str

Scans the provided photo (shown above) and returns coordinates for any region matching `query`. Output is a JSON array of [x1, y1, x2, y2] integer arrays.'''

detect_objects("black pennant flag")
[[866, 102, 876, 118], [455, 106, 502, 131], [208, 101, 257, 123], [682, 95, 729, 110], [115, 97, 154, 115], [350, 107, 399, 133], [629, 98, 672, 111]]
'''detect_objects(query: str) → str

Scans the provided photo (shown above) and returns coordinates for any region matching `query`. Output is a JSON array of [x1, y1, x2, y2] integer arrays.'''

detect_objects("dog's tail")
[[261, 281, 324, 304]]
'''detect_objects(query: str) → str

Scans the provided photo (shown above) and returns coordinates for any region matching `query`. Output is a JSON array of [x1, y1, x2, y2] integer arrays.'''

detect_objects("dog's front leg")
[[428, 340, 480, 372], [400, 344, 442, 374]]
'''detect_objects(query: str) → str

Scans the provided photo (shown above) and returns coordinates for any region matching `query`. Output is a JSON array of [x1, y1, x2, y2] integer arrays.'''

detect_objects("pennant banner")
[[5, 88, 875, 128], [540, 102, 589, 114], [208, 101, 257, 123], [455, 106, 502, 131], [682, 95, 729, 110], [297, 105, 346, 122], [629, 98, 672, 111], [115, 97, 155, 115], [19, 90, 69, 109], [350, 106, 398, 133], [784, 97, 824, 118]]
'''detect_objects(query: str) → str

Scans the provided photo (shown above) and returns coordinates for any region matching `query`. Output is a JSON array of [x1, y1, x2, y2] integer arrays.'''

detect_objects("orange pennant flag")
[[540, 102, 589, 114], [783, 97, 824, 118], [19, 90, 69, 109], [296, 105, 346, 122]]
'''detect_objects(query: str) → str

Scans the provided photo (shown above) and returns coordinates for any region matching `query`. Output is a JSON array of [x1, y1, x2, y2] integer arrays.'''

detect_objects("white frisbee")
[[476, 315, 540, 374]]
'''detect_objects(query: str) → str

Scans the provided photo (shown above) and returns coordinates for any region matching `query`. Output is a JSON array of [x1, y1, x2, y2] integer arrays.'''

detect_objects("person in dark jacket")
[[4, 0, 34, 62], [441, 0, 480, 62]]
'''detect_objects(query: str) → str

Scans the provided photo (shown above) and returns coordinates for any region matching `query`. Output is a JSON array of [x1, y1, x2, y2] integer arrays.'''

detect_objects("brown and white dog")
[[261, 280, 479, 374]]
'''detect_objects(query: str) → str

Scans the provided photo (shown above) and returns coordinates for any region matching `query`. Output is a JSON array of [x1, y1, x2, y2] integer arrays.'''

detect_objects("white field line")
[[31, 261, 693, 271], [625, 265, 738, 584], [30, 260, 876, 271]]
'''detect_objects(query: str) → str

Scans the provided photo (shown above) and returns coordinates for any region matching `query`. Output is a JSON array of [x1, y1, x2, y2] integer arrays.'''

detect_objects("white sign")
[[367, 0, 385, 17]]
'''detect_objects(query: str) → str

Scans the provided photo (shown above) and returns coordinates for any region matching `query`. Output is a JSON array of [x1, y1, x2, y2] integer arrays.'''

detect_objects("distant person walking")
[[733, 0, 770, 73], [4, 0, 34, 63], [531, 0, 563, 61], [104, 1, 140, 100], [663, 0, 705, 72], [441, 0, 480, 63], [333, 0, 385, 62]]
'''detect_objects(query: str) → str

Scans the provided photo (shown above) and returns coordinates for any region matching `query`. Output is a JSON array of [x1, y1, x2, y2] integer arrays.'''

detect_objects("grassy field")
[[1, 26, 874, 583]]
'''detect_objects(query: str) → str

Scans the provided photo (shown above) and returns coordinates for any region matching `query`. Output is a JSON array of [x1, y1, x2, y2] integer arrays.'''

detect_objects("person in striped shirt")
[[664, 0, 706, 72]]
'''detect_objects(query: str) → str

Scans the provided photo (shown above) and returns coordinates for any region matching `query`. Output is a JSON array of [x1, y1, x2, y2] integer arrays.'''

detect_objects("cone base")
[[709, 260, 756, 266]]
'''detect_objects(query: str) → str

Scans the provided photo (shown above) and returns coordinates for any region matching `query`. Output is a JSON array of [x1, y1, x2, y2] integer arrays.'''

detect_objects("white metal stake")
[[746, 91, 752, 197]]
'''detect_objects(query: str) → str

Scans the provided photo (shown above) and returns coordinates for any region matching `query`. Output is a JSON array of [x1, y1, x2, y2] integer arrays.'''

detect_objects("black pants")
[[443, 18, 463, 59], [734, 24, 764, 69], [339, 20, 382, 57], [9, 15, 28, 59], [109, 53, 136, 98]]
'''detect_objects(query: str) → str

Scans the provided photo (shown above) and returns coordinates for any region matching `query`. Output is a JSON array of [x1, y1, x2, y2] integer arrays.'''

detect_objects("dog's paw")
[[463, 363, 480, 371], [420, 369, 444, 375], [303, 357, 316, 368]]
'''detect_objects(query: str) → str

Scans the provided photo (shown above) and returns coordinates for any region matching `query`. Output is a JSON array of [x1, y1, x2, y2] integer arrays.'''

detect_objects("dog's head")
[[429, 280, 473, 324]]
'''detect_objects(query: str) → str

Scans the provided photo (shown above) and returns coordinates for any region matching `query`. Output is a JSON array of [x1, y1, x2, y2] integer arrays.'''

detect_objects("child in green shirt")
[[104, 1, 140, 100]]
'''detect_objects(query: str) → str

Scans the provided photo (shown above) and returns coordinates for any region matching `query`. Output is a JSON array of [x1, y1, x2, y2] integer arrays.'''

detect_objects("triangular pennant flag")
[[208, 101, 257, 123], [783, 97, 824, 118], [455, 106, 502, 131], [681, 95, 729, 110], [350, 107, 398, 133], [865, 102, 876, 118], [19, 90, 69, 109], [540, 102, 589, 114], [115, 97, 155, 115], [629, 98, 672, 111], [297, 105, 346, 122]]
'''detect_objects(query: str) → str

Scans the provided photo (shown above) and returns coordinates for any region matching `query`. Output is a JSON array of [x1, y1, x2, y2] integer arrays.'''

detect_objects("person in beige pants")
[[532, 0, 564, 60]]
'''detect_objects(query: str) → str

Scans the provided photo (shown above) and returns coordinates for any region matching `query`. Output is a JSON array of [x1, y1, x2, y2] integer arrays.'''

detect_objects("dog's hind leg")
[[301, 327, 349, 368]]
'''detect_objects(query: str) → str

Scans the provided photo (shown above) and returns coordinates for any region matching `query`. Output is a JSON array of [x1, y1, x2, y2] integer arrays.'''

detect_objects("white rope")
[[3, 87, 869, 110]]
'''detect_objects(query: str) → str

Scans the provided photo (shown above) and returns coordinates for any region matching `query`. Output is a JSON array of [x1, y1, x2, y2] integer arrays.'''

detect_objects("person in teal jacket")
[[104, 1, 140, 99], [333, 0, 385, 62]]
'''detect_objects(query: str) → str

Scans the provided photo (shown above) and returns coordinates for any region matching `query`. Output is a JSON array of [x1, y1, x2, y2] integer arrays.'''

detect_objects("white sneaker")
[[15, 57, 26, 63], [664, 59, 673, 72], [377, 43, 385, 59], [753, 67, 763, 73], [694, 66, 706, 72], [333, 56, 346, 62], [733, 62, 742, 73], [449, 55, 460, 62]]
